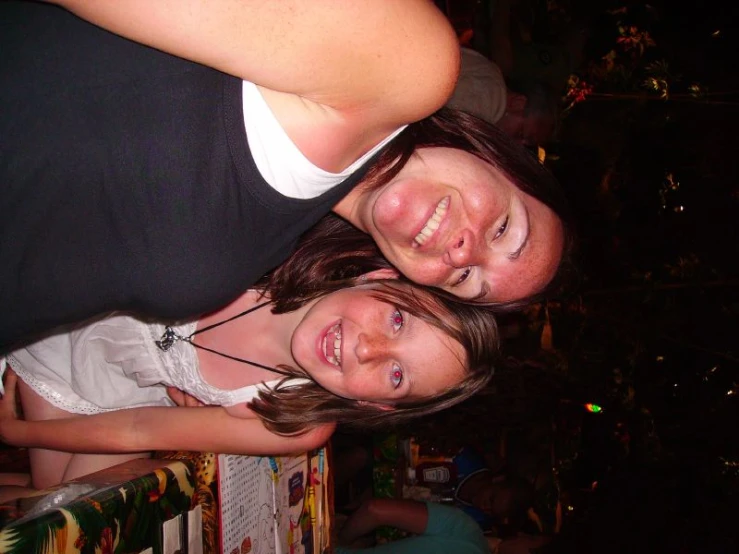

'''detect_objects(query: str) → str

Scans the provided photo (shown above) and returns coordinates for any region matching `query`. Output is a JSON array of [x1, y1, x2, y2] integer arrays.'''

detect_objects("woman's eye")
[[454, 268, 471, 286], [390, 364, 404, 389], [494, 215, 510, 241], [390, 309, 404, 332]]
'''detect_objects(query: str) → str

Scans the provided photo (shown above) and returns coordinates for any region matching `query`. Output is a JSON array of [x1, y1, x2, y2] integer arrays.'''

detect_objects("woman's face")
[[352, 148, 564, 303], [290, 284, 466, 404]]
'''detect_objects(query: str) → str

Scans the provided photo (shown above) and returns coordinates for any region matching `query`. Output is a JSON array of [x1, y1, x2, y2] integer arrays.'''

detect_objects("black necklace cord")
[[154, 301, 302, 379], [189, 301, 271, 336], [185, 341, 295, 377]]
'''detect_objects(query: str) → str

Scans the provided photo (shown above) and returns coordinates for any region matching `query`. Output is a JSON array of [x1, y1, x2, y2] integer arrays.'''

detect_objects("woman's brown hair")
[[272, 107, 577, 311], [249, 280, 498, 435]]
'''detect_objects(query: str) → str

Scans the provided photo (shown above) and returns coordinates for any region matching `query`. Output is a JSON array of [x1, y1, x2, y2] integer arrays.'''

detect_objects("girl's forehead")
[[347, 284, 459, 336], [401, 333, 468, 400]]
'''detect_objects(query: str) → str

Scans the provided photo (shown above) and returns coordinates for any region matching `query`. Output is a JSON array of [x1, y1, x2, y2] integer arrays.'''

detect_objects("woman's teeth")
[[324, 323, 342, 367], [414, 197, 449, 246]]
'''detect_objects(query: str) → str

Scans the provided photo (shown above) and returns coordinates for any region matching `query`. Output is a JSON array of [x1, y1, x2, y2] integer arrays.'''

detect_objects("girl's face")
[[290, 285, 466, 404], [342, 148, 564, 303]]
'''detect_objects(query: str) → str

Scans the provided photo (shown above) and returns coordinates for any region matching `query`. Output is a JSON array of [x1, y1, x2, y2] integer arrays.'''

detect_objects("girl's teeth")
[[326, 324, 342, 366], [333, 335, 341, 365], [414, 197, 449, 246]]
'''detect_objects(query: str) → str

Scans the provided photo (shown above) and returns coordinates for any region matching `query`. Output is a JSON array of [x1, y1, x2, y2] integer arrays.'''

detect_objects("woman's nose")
[[445, 230, 475, 267]]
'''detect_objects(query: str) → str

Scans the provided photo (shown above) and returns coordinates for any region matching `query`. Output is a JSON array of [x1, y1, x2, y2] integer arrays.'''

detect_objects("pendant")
[[155, 326, 185, 351]]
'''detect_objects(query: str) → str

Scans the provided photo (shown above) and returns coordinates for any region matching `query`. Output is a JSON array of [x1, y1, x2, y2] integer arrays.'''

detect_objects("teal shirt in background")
[[336, 502, 490, 554]]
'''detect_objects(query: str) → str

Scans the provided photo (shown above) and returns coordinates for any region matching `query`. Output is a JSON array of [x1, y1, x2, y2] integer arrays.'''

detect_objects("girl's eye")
[[494, 215, 510, 241], [390, 309, 404, 332], [390, 364, 404, 389], [454, 268, 471, 286]]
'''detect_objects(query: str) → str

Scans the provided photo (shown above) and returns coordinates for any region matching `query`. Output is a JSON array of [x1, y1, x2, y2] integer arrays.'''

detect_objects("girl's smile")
[[320, 321, 343, 369], [291, 284, 466, 404]]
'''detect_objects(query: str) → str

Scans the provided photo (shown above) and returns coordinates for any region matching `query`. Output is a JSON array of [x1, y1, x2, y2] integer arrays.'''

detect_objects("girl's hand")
[[0, 368, 20, 419], [166, 386, 207, 408], [0, 368, 24, 445]]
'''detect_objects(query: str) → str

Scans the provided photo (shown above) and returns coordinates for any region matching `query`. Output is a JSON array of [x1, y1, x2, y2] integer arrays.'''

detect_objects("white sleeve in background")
[[447, 48, 508, 124]]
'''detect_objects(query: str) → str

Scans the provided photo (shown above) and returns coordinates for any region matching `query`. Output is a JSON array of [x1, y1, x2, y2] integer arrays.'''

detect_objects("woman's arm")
[[1, 370, 333, 456], [339, 498, 429, 544], [45, 0, 459, 124]]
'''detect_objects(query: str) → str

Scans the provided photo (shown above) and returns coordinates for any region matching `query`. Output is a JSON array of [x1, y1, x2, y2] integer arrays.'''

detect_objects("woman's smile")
[[344, 148, 564, 303], [413, 196, 450, 248]]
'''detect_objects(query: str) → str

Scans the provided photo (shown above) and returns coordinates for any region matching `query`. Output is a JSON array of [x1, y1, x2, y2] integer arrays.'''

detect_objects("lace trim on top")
[[2, 316, 311, 412], [6, 355, 117, 415]]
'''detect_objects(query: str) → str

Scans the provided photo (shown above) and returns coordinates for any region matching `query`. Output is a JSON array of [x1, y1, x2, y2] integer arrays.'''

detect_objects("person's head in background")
[[496, 80, 559, 149], [472, 473, 535, 537], [447, 47, 559, 148]]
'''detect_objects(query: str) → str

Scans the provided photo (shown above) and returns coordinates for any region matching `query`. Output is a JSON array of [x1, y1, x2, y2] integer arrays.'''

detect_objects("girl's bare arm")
[[1, 370, 333, 456]]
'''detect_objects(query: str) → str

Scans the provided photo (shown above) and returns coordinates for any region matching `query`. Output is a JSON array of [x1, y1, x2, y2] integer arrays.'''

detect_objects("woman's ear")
[[356, 400, 396, 412], [358, 268, 399, 282]]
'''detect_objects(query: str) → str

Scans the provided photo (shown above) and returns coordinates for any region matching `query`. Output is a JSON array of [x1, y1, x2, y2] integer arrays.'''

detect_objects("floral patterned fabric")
[[0, 460, 196, 554]]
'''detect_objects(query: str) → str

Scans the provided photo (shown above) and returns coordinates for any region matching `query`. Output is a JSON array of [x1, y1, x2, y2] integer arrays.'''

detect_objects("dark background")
[[403, 1, 739, 551]]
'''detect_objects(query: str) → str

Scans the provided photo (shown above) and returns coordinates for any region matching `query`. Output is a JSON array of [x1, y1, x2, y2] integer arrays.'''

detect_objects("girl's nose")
[[354, 332, 388, 364]]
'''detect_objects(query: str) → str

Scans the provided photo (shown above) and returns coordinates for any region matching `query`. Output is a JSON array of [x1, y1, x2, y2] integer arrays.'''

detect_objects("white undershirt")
[[242, 81, 406, 199]]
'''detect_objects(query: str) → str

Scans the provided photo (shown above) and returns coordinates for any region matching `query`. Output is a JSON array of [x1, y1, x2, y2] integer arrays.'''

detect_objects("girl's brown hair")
[[249, 280, 498, 436]]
